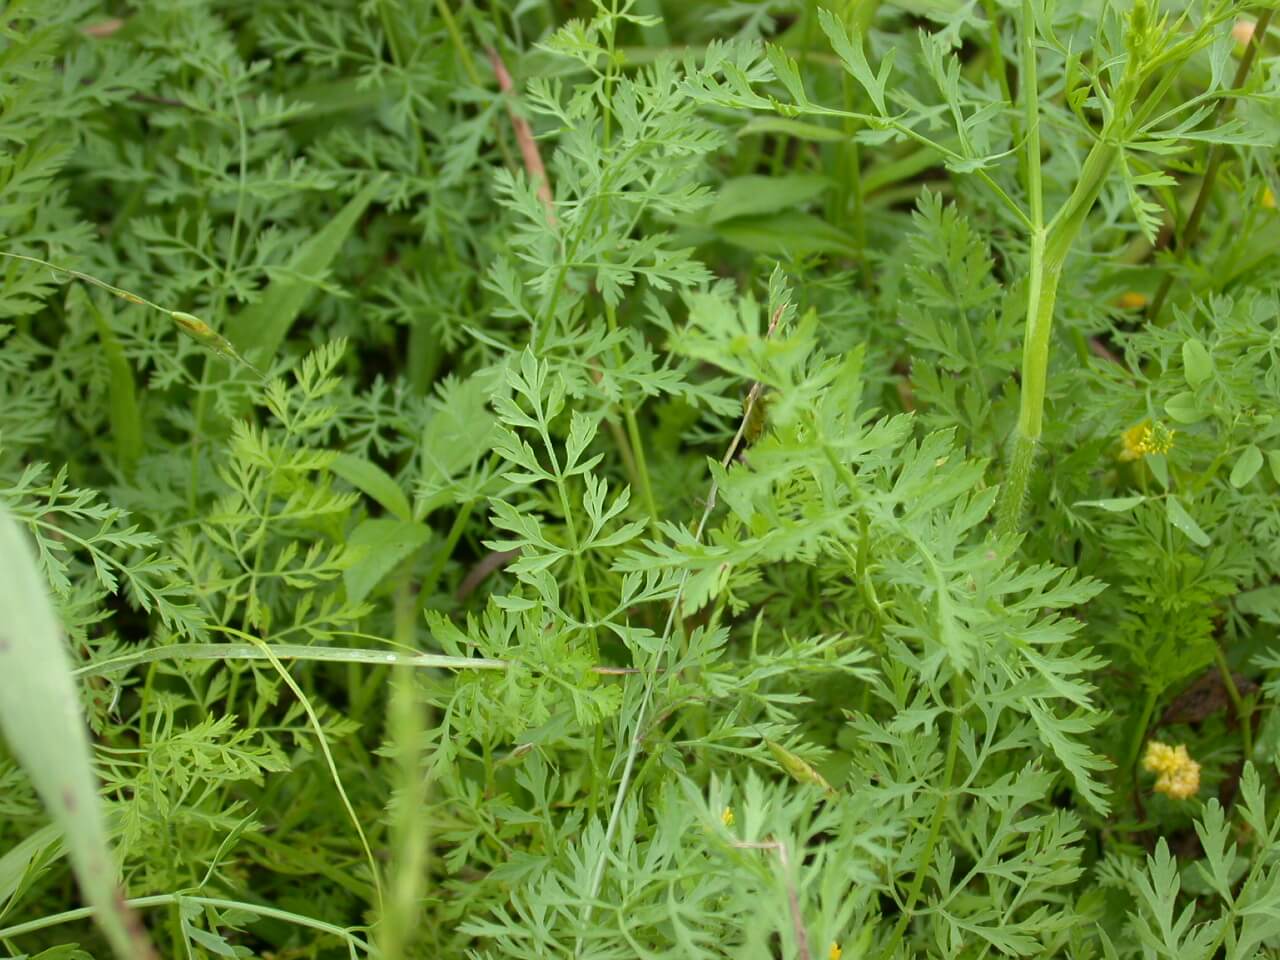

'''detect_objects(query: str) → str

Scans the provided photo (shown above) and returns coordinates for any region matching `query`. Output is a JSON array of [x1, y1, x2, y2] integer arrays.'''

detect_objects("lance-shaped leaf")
[[0, 511, 157, 960]]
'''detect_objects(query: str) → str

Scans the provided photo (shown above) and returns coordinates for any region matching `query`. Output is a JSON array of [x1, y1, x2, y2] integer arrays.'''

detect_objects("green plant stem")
[[537, 423, 598, 628], [593, 11, 658, 527], [434, 0, 482, 85], [1125, 686, 1159, 776], [996, 0, 1045, 538], [997, 139, 1121, 538], [879, 673, 967, 960], [997, 2, 1127, 536], [1212, 644, 1253, 762], [1147, 10, 1273, 322], [419, 500, 475, 612], [189, 81, 252, 511], [604, 301, 659, 525], [554, 470, 597, 627]]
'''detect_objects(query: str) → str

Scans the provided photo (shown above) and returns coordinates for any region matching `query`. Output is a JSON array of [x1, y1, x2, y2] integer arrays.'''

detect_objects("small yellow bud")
[[1142, 740, 1201, 800], [1119, 420, 1175, 462], [829, 943, 843, 960], [1117, 291, 1149, 310], [1263, 188, 1276, 210], [721, 806, 735, 827]]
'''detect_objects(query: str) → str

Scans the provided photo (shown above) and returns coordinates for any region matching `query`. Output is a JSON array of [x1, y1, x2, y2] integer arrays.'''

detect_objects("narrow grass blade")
[[375, 585, 433, 957], [227, 177, 383, 363], [80, 291, 144, 475], [71, 642, 509, 679], [0, 511, 158, 960], [330, 452, 414, 522], [0, 823, 63, 911]]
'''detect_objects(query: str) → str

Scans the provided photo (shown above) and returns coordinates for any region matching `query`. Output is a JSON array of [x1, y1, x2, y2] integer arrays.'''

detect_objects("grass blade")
[[80, 291, 144, 476], [227, 177, 384, 363], [0, 510, 157, 960]]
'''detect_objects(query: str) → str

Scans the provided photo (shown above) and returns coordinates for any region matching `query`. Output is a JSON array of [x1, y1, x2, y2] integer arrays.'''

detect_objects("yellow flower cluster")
[[721, 806, 735, 827], [829, 943, 842, 960], [1142, 741, 1201, 799], [1119, 420, 1175, 462]]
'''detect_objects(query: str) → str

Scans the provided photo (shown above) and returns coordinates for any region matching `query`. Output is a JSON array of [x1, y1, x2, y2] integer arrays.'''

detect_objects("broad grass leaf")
[[330, 452, 414, 522], [81, 293, 142, 477], [0, 822, 63, 908], [0, 511, 157, 960], [713, 212, 858, 258], [343, 518, 432, 605], [228, 176, 383, 362], [708, 175, 832, 224]]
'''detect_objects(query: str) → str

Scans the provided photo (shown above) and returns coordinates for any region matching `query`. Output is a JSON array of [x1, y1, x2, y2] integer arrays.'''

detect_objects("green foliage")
[[2, 1, 1280, 958]]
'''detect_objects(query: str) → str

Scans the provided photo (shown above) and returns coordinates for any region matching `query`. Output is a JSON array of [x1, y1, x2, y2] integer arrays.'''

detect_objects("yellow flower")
[[1263, 187, 1276, 210], [1117, 291, 1149, 310], [1119, 420, 1175, 462], [1142, 740, 1201, 800], [829, 943, 842, 960], [721, 806, 735, 827]]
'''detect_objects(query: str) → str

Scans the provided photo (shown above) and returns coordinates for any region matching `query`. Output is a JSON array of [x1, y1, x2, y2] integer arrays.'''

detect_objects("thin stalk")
[[536, 407, 597, 628], [982, 0, 1016, 111], [1147, 10, 1273, 321], [1125, 686, 1159, 776], [419, 500, 475, 612], [604, 414, 642, 493], [878, 673, 967, 960], [981, 0, 1025, 189], [434, 0, 483, 85], [188, 83, 252, 508], [551, 464, 597, 628], [592, 6, 659, 525], [1212, 644, 1253, 762], [604, 300, 659, 524], [835, 0, 883, 254], [603, 0, 620, 151]]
